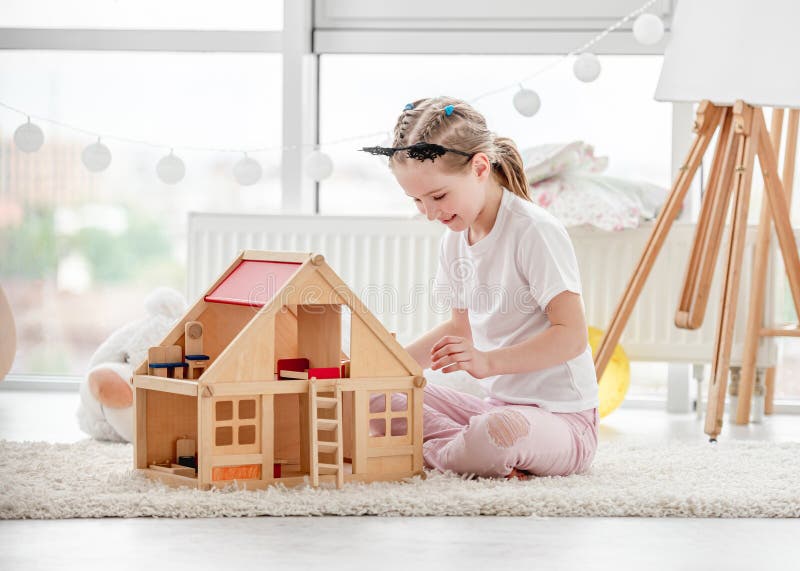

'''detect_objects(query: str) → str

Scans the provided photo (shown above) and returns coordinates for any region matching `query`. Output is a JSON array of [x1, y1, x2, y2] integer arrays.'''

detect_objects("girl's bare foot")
[[505, 467, 529, 480]]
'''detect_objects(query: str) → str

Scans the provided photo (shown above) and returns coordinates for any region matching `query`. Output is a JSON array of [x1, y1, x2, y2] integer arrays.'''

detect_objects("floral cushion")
[[521, 141, 667, 231]]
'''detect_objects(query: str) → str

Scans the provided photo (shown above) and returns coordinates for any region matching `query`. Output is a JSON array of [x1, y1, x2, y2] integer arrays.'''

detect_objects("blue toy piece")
[[149, 361, 189, 379]]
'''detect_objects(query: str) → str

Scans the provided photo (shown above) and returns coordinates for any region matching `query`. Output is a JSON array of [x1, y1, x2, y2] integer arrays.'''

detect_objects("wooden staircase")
[[308, 379, 344, 489]]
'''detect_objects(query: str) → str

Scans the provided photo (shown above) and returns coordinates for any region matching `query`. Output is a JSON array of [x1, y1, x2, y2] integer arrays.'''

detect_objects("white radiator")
[[187, 213, 779, 366], [570, 223, 777, 365], [187, 213, 446, 346]]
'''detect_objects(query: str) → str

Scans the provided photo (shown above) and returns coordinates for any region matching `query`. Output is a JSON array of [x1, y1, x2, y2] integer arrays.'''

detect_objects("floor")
[[2, 389, 800, 570]]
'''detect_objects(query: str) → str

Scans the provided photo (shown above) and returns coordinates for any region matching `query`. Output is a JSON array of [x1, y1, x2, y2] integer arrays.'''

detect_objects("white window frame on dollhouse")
[[213, 397, 261, 453], [369, 391, 412, 440]]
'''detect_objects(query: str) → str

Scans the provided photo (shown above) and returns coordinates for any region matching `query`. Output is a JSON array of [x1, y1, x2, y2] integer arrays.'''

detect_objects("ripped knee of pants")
[[486, 409, 530, 449]]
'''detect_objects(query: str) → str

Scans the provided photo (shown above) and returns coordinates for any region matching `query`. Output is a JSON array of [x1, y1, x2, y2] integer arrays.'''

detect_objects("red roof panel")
[[204, 260, 302, 307]]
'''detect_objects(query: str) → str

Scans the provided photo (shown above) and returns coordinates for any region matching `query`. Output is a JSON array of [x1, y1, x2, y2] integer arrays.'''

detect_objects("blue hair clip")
[[404, 103, 414, 110], [444, 105, 454, 116]]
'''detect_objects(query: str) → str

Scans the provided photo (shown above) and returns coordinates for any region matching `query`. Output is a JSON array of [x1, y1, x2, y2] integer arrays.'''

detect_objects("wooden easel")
[[734, 109, 799, 424], [593, 100, 800, 441]]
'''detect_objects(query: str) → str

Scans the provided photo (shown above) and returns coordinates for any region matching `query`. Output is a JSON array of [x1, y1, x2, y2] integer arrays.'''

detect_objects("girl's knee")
[[443, 409, 530, 476], [484, 408, 531, 449]]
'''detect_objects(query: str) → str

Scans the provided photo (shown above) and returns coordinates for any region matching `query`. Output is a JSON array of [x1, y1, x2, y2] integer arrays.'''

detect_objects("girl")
[[363, 96, 599, 479]]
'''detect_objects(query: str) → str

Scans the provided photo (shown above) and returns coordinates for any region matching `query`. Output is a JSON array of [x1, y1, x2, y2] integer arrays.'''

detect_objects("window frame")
[[0, 0, 685, 215], [3, 1, 724, 414]]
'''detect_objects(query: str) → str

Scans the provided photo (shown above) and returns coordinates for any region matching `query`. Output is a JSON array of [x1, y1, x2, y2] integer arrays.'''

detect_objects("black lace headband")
[[360, 141, 474, 162]]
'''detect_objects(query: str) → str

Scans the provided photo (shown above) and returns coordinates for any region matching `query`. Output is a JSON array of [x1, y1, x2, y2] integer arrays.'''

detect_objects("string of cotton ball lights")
[[305, 148, 335, 182], [2, 0, 663, 185], [573, 53, 602, 83], [155, 149, 186, 185], [633, 12, 665, 45], [488, 0, 663, 117], [13, 118, 44, 153], [233, 153, 263, 186], [81, 138, 112, 172]]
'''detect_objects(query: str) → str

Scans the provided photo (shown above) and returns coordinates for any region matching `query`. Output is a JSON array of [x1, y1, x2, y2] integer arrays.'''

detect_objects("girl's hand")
[[430, 335, 493, 379]]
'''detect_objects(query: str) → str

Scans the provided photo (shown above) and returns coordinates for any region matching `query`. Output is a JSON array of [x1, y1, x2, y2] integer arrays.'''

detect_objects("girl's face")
[[392, 153, 493, 232]]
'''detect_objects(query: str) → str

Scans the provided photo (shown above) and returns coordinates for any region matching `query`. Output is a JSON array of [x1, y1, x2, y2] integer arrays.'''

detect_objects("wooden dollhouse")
[[132, 250, 426, 490]]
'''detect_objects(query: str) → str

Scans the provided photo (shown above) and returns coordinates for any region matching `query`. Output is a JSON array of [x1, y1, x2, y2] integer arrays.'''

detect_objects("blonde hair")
[[389, 96, 530, 201]]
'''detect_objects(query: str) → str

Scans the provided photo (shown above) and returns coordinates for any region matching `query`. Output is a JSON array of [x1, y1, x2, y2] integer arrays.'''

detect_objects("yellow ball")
[[588, 326, 630, 418]]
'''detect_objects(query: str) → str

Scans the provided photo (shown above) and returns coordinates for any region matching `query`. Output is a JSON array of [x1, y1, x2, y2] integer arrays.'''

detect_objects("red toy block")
[[276, 358, 310, 374], [307, 367, 339, 379]]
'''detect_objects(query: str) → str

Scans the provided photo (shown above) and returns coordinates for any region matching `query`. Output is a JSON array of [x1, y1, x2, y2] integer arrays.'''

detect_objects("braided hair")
[[389, 96, 530, 201]]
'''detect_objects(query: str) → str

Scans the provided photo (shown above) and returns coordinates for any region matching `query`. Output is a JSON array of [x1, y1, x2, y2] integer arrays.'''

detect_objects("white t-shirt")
[[434, 188, 599, 413]]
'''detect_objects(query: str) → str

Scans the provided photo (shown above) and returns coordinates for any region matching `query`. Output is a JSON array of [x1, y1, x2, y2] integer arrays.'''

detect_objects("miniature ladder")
[[308, 379, 344, 489]]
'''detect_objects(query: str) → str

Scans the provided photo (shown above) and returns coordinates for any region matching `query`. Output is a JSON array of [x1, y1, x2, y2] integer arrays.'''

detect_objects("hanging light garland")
[[573, 53, 602, 83], [304, 148, 335, 182], [1, 1, 663, 185], [155, 149, 186, 185], [81, 137, 112, 172], [493, 0, 663, 118], [512, 87, 542, 117], [233, 153, 263, 186], [13, 118, 44, 153], [633, 13, 665, 45]]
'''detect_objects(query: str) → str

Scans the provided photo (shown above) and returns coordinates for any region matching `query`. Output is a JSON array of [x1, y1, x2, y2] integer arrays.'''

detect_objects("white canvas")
[[656, 0, 800, 109]]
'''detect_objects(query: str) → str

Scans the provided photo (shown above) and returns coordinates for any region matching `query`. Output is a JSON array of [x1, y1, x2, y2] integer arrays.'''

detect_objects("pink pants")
[[370, 383, 599, 478]]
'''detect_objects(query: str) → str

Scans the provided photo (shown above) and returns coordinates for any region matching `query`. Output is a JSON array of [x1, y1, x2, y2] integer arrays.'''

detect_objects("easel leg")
[[739, 110, 800, 421], [594, 103, 723, 376], [756, 109, 800, 325], [676, 109, 735, 329], [736, 109, 785, 424], [764, 366, 776, 414], [705, 102, 760, 440]]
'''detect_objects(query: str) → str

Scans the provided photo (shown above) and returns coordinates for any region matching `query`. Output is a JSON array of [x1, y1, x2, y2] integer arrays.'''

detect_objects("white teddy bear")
[[76, 287, 186, 442]]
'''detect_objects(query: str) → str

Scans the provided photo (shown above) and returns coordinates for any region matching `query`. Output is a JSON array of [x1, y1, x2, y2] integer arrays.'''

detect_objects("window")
[[369, 391, 410, 437], [214, 397, 259, 449], [2, 0, 283, 30], [318, 54, 671, 215], [0, 50, 281, 376]]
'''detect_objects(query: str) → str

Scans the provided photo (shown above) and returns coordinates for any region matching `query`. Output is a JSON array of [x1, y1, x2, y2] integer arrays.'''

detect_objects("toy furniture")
[[133, 251, 425, 490], [183, 321, 210, 379], [147, 345, 187, 378]]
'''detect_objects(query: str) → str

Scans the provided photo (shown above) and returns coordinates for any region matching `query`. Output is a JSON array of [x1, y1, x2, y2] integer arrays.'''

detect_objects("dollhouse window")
[[214, 397, 259, 449], [216, 426, 233, 446], [239, 424, 256, 445], [369, 391, 410, 438], [216, 401, 233, 421], [390, 392, 407, 412], [239, 399, 256, 419]]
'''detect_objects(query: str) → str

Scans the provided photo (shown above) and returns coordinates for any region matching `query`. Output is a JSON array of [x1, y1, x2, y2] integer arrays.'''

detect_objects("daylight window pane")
[[2, 0, 283, 30], [0, 50, 282, 376], [318, 54, 671, 215]]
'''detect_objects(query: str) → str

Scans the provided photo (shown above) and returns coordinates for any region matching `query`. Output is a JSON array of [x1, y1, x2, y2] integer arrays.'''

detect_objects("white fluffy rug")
[[2, 437, 800, 519]]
